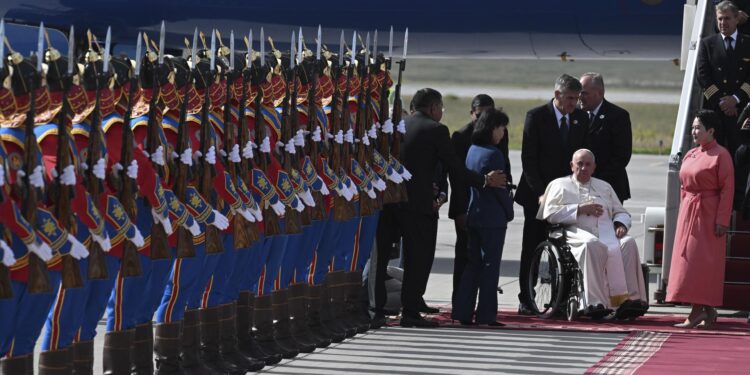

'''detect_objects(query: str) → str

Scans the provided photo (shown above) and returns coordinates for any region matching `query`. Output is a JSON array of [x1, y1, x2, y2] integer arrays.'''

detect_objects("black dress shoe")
[[586, 304, 613, 320], [517, 304, 535, 316], [370, 313, 387, 329], [400, 315, 439, 328], [482, 321, 505, 327], [418, 305, 440, 314]]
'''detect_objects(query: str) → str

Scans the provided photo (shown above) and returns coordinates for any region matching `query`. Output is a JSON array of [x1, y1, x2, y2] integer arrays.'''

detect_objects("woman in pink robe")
[[667, 109, 734, 329]]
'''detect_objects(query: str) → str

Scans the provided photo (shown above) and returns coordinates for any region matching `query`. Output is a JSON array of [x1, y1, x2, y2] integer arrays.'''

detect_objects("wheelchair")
[[524, 223, 651, 321], [524, 224, 584, 321]]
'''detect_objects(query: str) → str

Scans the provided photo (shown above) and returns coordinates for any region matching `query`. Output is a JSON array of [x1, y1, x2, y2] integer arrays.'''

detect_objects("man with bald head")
[[537, 149, 647, 319]]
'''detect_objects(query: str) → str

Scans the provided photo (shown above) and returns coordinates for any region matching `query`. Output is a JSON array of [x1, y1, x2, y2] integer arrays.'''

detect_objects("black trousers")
[[452, 222, 468, 305], [373, 203, 403, 312], [517, 202, 547, 306], [400, 209, 439, 317]]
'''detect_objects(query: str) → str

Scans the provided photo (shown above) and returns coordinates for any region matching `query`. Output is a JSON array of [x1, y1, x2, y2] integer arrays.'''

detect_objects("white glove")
[[299, 188, 315, 207], [361, 135, 370, 146], [387, 168, 404, 183], [344, 129, 354, 144], [209, 209, 229, 230], [180, 148, 193, 166], [294, 199, 305, 212], [401, 166, 413, 181], [259, 137, 271, 153], [397, 119, 406, 134], [28, 241, 53, 262], [369, 123, 379, 139], [348, 181, 359, 198], [184, 220, 201, 236], [249, 205, 263, 222], [283, 141, 296, 154], [0, 240, 16, 266], [92, 233, 112, 253], [67, 233, 89, 259], [242, 141, 254, 159], [60, 165, 76, 186], [205, 146, 216, 165], [93, 158, 106, 180], [373, 175, 387, 191], [229, 144, 241, 163], [294, 130, 306, 147], [334, 130, 344, 144], [127, 160, 139, 179], [151, 145, 166, 166], [366, 188, 376, 199], [312, 126, 322, 142], [30, 165, 45, 188], [270, 200, 286, 217], [0, 164, 5, 186], [317, 176, 330, 196], [335, 183, 353, 201], [382, 119, 394, 134], [219, 149, 227, 158], [128, 226, 145, 248], [238, 208, 256, 223], [152, 208, 174, 235], [171, 151, 179, 161]]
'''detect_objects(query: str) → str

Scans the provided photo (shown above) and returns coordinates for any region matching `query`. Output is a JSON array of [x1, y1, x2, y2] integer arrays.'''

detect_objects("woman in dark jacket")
[[451, 108, 514, 325]]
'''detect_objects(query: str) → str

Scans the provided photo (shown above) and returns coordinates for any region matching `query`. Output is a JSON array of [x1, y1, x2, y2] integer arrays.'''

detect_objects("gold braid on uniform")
[[704, 84, 719, 101], [741, 83, 750, 99]]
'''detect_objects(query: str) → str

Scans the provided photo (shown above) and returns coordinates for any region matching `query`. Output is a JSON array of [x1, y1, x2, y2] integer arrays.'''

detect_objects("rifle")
[[56, 27, 86, 286], [171, 30, 198, 258], [354, 34, 374, 217], [22, 25, 52, 293], [253, 29, 281, 236], [221, 31, 254, 249], [292, 30, 312, 228], [303, 27, 327, 221], [338, 32, 359, 220], [329, 31, 354, 222], [0, 20, 8, 298], [197, 30, 223, 254], [379, 27, 398, 204], [391, 30, 408, 203], [143, 26, 170, 260], [279, 32, 302, 235]]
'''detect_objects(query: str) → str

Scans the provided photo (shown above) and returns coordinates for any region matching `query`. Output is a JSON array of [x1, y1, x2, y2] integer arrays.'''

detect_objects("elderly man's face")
[[571, 152, 596, 183], [579, 76, 603, 112]]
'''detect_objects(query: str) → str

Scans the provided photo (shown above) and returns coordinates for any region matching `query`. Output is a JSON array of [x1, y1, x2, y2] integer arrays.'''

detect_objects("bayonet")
[[403, 28, 408, 60], [388, 26, 393, 60], [260, 27, 265, 67], [373, 29, 378, 61], [210, 29, 216, 72], [230, 30, 235, 71], [290, 31, 295, 70], [191, 28, 198, 71], [338, 30, 344, 67], [0, 19, 4, 69], [365, 32, 370, 67], [158, 21, 165, 65], [350, 31, 356, 66], [316, 25, 322, 61], [67, 26, 74, 75], [135, 32, 142, 77], [297, 28, 303, 65], [103, 26, 111, 74], [36, 22, 44, 72]]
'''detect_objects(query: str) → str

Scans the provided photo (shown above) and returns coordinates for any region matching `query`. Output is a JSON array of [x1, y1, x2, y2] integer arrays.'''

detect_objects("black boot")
[[345, 271, 372, 333], [219, 302, 265, 372], [328, 271, 357, 337], [154, 322, 181, 375], [308, 284, 344, 343], [255, 294, 298, 359], [237, 292, 282, 365], [273, 289, 315, 354], [38, 348, 70, 375], [180, 309, 221, 375], [297, 284, 332, 348], [72, 341, 94, 375], [288, 283, 329, 349], [131, 322, 154, 374], [1, 354, 28, 375], [319, 281, 349, 342], [199, 306, 244, 374], [103, 329, 134, 375]]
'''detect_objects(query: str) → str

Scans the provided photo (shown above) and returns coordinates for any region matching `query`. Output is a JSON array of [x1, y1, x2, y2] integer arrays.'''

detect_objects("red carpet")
[[429, 308, 750, 336], [587, 331, 750, 374]]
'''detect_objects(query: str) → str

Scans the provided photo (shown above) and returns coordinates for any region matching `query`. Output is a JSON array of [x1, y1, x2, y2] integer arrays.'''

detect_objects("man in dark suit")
[[399, 88, 506, 327], [515, 74, 589, 314], [448, 94, 511, 304], [698, 0, 750, 156], [579, 73, 632, 203]]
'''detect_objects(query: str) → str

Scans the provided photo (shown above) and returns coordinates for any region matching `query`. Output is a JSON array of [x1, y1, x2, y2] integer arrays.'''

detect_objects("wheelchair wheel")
[[526, 241, 568, 319]]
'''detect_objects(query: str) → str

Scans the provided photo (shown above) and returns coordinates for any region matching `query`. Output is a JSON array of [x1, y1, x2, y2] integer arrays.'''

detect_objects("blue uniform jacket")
[[465, 144, 514, 228]]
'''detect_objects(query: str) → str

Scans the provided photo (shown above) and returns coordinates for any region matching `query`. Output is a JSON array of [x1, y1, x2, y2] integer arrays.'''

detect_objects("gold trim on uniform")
[[704, 84, 719, 100]]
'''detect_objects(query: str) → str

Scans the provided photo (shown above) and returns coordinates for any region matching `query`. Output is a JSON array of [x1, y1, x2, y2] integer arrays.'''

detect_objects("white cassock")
[[537, 176, 646, 309]]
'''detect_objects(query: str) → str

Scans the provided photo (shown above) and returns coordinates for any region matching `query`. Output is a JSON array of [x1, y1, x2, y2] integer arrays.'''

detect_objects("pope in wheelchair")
[[532, 149, 647, 320]]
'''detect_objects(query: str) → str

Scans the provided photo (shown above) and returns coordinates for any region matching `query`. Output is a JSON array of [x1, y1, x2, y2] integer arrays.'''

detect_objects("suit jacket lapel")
[[589, 101, 607, 134]]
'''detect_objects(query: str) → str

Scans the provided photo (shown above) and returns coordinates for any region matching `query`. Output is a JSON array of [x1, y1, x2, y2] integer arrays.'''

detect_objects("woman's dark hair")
[[695, 109, 720, 132], [471, 107, 509, 145]]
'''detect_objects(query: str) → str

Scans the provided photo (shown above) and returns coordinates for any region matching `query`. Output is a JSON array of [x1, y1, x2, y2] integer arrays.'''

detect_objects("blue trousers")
[[279, 224, 310, 289], [309, 215, 340, 285], [106, 253, 153, 332], [248, 235, 271, 294], [135, 256, 173, 324], [348, 211, 380, 272], [41, 258, 92, 351], [4, 271, 62, 356], [261, 220, 289, 295], [186, 247, 222, 310], [155, 243, 209, 323], [294, 219, 325, 284], [452, 226, 507, 324], [202, 235, 240, 308], [206, 235, 261, 307], [78, 256, 120, 341], [332, 216, 359, 271]]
